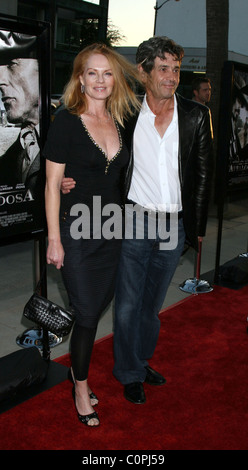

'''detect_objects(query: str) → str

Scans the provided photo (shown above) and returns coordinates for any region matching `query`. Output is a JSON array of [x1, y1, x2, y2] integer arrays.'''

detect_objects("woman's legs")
[[70, 324, 97, 381], [70, 323, 99, 426], [60, 227, 121, 426]]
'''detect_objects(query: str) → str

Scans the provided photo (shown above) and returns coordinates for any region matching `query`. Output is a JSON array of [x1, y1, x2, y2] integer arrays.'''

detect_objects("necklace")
[[84, 111, 111, 123]]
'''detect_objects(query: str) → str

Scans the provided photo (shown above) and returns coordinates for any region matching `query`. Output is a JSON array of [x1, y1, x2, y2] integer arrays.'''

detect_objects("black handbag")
[[23, 271, 74, 337]]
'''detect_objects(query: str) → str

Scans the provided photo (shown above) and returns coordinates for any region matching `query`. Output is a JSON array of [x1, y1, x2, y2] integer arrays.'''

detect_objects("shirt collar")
[[141, 93, 178, 121], [140, 94, 156, 117]]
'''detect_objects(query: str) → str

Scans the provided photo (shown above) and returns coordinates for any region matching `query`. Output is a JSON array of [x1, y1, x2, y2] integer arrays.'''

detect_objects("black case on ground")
[[0, 347, 48, 402], [219, 256, 248, 285]]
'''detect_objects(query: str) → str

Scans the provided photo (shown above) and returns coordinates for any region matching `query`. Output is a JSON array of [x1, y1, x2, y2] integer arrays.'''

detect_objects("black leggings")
[[60, 217, 121, 380], [70, 323, 97, 381]]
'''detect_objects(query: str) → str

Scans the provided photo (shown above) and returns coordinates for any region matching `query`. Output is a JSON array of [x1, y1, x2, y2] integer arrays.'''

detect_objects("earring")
[[81, 84, 85, 93]]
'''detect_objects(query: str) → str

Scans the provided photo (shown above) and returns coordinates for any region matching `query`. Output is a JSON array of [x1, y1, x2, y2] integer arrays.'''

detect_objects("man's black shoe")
[[124, 382, 146, 404], [145, 366, 166, 385]]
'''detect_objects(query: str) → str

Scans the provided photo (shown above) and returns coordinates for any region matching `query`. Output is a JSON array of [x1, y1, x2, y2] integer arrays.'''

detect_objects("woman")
[[44, 43, 140, 427]]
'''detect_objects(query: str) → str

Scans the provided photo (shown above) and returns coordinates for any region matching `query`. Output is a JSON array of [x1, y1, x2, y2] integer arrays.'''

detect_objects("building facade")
[[0, 0, 109, 93]]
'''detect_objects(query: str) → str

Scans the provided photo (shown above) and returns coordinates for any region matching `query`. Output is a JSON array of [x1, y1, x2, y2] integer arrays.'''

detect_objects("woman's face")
[[80, 53, 115, 103]]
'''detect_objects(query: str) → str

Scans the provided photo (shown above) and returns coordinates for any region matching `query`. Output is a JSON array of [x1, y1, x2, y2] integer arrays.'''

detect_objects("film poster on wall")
[[0, 15, 50, 242], [228, 63, 248, 190]]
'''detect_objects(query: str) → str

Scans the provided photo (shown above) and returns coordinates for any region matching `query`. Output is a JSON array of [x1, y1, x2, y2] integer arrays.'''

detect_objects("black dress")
[[43, 108, 129, 329]]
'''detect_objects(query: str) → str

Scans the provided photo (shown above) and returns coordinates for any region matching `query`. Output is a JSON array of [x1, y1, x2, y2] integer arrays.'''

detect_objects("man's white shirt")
[[128, 94, 182, 213]]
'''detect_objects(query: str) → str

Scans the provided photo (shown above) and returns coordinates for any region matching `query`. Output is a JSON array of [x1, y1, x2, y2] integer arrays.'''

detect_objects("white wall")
[[229, 0, 248, 56], [155, 0, 248, 57], [155, 0, 206, 48], [0, 0, 17, 15]]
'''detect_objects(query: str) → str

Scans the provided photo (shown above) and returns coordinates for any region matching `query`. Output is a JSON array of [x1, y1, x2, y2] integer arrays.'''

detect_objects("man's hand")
[[61, 177, 76, 194]]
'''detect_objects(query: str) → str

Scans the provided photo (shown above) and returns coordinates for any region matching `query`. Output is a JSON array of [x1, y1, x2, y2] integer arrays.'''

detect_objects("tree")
[[206, 0, 229, 149], [79, 19, 126, 49]]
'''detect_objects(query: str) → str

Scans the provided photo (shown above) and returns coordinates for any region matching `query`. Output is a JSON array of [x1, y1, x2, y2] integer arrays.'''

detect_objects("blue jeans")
[[113, 205, 185, 384]]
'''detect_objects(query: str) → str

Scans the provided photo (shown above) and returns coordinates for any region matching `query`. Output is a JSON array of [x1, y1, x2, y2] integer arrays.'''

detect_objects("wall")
[[155, 0, 248, 62]]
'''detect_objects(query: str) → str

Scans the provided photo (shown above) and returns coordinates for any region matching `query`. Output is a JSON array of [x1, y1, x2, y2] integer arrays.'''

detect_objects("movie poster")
[[0, 18, 49, 240], [229, 66, 248, 189]]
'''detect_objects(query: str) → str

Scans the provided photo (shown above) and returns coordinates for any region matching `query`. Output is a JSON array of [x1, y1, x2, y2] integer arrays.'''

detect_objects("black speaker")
[[0, 347, 48, 403], [219, 255, 248, 286]]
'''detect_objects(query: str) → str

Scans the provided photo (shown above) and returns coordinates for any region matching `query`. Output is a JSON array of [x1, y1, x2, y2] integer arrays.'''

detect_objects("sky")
[[108, 0, 155, 46], [92, 0, 156, 46]]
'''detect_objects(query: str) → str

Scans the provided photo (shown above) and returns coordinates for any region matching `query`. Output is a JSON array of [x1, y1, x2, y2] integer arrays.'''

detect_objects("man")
[[0, 31, 40, 195], [61, 36, 214, 405], [192, 76, 211, 106], [113, 37, 213, 404]]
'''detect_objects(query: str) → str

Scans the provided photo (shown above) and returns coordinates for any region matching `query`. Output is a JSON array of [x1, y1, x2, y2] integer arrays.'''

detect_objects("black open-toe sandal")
[[68, 369, 99, 405], [72, 386, 100, 427], [77, 409, 100, 427], [89, 391, 98, 403]]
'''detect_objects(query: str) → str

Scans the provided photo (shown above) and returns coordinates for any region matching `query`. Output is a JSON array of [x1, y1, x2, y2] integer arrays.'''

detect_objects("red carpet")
[[1, 285, 248, 451]]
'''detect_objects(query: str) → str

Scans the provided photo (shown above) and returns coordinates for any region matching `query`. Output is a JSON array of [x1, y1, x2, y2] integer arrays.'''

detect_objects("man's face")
[[141, 54, 181, 101], [195, 82, 211, 105], [0, 58, 39, 125]]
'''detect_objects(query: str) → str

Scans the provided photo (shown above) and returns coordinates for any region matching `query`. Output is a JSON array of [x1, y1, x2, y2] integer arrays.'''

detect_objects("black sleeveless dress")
[[43, 109, 129, 328]]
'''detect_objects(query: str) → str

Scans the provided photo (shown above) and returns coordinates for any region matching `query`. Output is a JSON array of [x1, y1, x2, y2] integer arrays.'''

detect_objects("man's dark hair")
[[136, 36, 184, 74], [192, 76, 211, 92]]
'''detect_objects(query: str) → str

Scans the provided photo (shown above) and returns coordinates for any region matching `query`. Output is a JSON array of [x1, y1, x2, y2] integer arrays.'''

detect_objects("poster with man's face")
[[0, 27, 45, 240], [229, 67, 248, 188]]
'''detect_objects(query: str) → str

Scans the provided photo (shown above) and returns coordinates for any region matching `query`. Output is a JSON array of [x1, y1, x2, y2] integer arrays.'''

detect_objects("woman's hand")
[[47, 240, 65, 270], [45, 160, 66, 269]]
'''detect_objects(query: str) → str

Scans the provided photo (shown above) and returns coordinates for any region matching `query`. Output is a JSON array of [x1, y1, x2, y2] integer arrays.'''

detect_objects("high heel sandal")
[[72, 386, 100, 427], [68, 369, 99, 405]]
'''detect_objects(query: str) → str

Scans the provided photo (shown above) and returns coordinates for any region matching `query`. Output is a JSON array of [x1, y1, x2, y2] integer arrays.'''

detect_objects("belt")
[[126, 199, 183, 220]]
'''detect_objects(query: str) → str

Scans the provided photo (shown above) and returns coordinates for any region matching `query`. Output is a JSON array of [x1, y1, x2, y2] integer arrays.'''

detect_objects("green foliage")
[[79, 19, 126, 49]]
